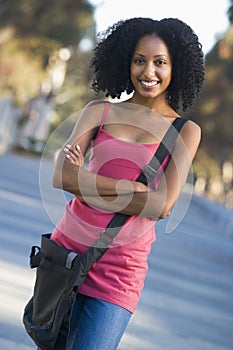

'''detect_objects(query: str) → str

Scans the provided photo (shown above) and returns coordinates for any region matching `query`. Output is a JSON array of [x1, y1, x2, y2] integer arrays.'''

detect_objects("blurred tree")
[[0, 0, 96, 107], [228, 0, 233, 23], [187, 0, 233, 204], [0, 0, 94, 60]]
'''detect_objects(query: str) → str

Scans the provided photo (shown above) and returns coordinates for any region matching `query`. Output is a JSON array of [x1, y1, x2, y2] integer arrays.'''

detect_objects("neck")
[[127, 93, 177, 117]]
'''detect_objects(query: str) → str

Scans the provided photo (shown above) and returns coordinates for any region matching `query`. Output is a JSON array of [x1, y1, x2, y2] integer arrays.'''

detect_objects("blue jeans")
[[66, 293, 132, 350]]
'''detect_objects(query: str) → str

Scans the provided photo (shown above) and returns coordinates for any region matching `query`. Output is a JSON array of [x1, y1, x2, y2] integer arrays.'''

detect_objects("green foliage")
[[0, 0, 95, 104], [0, 0, 94, 45], [53, 50, 98, 128], [187, 19, 233, 200], [228, 0, 233, 23], [1, 0, 232, 207]]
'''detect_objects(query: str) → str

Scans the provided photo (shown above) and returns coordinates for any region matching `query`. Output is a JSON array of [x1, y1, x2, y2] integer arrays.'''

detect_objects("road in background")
[[0, 153, 233, 350]]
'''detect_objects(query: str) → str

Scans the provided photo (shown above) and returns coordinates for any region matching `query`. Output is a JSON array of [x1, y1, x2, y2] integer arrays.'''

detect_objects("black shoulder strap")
[[77, 118, 188, 277], [102, 117, 187, 239], [137, 117, 187, 185]]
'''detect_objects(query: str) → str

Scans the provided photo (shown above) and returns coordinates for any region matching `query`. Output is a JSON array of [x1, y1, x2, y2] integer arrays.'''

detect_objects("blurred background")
[[0, 0, 232, 209], [0, 2, 232, 349]]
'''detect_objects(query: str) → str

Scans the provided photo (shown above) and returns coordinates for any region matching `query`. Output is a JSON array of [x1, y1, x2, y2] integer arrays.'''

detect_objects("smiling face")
[[130, 34, 172, 105]]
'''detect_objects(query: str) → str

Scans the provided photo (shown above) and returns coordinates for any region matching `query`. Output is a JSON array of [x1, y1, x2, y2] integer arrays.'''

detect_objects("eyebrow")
[[134, 53, 168, 58]]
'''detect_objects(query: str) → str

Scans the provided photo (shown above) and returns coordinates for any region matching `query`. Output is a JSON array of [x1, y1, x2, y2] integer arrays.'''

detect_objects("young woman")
[[51, 17, 205, 350]]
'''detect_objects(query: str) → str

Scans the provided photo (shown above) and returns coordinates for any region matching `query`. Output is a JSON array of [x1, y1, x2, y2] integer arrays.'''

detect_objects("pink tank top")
[[51, 102, 170, 313]]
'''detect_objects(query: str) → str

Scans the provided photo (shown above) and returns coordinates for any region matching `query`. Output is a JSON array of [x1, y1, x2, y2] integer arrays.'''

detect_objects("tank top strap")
[[99, 101, 110, 129]]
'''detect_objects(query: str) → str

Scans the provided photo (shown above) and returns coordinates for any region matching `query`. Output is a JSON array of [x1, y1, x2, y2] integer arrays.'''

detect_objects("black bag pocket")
[[23, 232, 109, 349], [23, 234, 83, 350]]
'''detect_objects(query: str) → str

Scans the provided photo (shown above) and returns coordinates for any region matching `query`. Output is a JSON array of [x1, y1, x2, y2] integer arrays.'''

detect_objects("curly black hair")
[[90, 17, 205, 112]]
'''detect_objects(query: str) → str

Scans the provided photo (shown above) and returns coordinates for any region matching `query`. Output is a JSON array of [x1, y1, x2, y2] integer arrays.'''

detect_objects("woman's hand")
[[63, 144, 84, 167]]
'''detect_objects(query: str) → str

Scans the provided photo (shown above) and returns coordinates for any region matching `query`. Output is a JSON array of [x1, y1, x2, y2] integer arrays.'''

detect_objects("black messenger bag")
[[23, 117, 187, 350]]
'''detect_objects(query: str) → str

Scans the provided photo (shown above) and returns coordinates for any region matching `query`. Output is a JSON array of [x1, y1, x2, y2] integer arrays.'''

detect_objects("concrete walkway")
[[0, 153, 232, 349]]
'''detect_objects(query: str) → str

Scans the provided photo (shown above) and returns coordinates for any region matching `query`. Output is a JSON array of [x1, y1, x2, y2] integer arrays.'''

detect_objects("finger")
[[64, 149, 83, 166], [75, 144, 81, 152], [73, 144, 84, 159], [64, 153, 76, 164], [74, 145, 84, 162], [63, 145, 79, 157], [63, 147, 76, 159], [63, 144, 84, 166], [64, 144, 82, 158]]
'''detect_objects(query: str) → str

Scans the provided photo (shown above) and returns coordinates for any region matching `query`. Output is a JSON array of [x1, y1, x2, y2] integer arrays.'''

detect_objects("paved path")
[[0, 153, 233, 350]]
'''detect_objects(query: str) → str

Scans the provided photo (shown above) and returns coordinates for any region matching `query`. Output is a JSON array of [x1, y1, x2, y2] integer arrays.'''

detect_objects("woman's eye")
[[135, 58, 144, 64], [156, 60, 165, 65]]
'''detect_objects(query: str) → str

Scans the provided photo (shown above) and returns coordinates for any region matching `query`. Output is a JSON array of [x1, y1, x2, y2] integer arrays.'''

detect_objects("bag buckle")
[[66, 251, 78, 269], [99, 229, 114, 247], [142, 164, 157, 183], [29, 246, 43, 268]]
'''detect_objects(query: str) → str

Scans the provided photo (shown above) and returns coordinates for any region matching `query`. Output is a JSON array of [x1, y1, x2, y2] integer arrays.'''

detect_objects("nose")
[[143, 62, 155, 78]]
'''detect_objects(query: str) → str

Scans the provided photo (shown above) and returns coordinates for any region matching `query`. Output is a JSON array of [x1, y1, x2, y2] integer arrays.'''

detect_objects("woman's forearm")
[[57, 160, 169, 219], [76, 190, 167, 219], [53, 158, 148, 197]]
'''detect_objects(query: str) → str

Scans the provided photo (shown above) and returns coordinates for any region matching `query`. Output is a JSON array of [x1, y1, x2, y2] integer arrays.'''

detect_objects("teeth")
[[141, 80, 159, 87]]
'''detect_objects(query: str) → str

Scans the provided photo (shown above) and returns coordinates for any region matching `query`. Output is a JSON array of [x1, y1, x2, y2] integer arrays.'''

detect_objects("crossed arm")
[[52, 105, 201, 220]]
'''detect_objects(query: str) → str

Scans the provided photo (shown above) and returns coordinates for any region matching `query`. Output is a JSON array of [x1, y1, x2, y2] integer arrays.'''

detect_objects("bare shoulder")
[[85, 99, 106, 109], [172, 118, 202, 161], [179, 118, 201, 143], [77, 99, 107, 125], [85, 99, 108, 114], [67, 100, 108, 143]]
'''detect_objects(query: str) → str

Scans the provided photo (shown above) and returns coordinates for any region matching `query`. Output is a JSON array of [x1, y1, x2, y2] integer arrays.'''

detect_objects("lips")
[[140, 80, 160, 88]]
